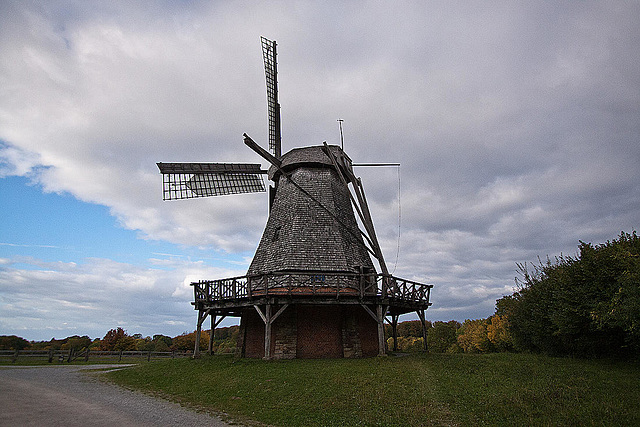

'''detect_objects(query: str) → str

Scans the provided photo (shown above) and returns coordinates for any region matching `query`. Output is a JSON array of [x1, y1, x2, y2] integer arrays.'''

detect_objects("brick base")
[[237, 305, 379, 358]]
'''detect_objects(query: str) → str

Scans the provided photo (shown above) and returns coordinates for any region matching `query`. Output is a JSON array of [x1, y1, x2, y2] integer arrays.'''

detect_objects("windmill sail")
[[261, 36, 281, 159], [157, 162, 266, 200]]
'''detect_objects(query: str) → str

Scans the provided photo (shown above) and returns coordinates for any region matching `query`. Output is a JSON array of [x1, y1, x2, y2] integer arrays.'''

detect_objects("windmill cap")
[[268, 145, 352, 181]]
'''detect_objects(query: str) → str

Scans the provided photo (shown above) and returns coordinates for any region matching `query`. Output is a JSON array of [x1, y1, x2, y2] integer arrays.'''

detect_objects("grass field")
[[105, 353, 639, 426]]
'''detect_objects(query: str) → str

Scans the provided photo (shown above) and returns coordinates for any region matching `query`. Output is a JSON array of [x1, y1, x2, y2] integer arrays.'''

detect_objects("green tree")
[[0, 335, 30, 350], [427, 321, 460, 353], [153, 339, 170, 352], [153, 334, 173, 347], [150, 334, 173, 352], [61, 335, 92, 351], [135, 337, 154, 351], [502, 231, 640, 356], [397, 320, 428, 337], [387, 336, 424, 352], [211, 326, 239, 353]]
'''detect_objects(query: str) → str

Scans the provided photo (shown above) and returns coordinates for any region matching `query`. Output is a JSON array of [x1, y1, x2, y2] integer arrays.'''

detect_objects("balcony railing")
[[192, 272, 432, 308]]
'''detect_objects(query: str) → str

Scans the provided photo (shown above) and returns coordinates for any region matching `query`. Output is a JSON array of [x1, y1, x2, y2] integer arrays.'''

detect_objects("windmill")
[[158, 37, 432, 358]]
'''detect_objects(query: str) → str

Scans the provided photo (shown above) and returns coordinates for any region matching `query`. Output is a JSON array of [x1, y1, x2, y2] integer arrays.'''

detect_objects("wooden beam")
[[208, 314, 216, 355], [254, 304, 268, 323], [322, 140, 389, 275], [360, 303, 378, 322], [214, 315, 227, 329], [354, 177, 389, 276], [391, 313, 399, 352], [194, 309, 210, 358], [377, 305, 387, 356], [243, 134, 282, 168], [271, 303, 289, 323], [264, 304, 272, 360], [321, 143, 381, 256], [321, 143, 375, 249], [254, 303, 287, 360], [205, 314, 227, 355], [361, 303, 387, 355], [417, 309, 429, 352]]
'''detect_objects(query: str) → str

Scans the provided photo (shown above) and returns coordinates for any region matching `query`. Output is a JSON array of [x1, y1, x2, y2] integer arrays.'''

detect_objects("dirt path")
[[0, 365, 231, 426]]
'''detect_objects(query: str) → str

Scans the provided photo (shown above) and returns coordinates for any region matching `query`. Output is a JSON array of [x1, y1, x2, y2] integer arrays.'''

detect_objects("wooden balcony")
[[192, 271, 432, 314]]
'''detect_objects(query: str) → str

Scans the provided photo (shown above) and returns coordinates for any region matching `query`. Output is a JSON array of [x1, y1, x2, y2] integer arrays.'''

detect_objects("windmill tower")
[[158, 37, 432, 358]]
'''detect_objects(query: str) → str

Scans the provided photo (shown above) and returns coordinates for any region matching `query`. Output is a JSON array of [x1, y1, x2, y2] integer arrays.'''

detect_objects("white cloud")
[[0, 255, 244, 341]]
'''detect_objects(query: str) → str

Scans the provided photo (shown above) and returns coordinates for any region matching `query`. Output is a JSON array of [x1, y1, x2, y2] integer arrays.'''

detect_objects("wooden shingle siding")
[[249, 146, 373, 275]]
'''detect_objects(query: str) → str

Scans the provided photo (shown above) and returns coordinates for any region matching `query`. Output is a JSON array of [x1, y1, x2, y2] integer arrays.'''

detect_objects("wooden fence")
[[0, 349, 193, 363]]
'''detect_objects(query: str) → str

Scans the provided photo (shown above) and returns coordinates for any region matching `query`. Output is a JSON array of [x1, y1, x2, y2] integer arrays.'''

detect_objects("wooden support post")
[[377, 305, 386, 356], [194, 311, 203, 359], [207, 314, 228, 356], [264, 304, 272, 360], [391, 314, 399, 352], [417, 309, 429, 352], [194, 309, 209, 359], [208, 314, 216, 355], [254, 303, 288, 360]]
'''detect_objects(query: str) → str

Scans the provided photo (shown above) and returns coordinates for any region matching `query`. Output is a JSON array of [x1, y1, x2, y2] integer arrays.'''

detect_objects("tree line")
[[387, 231, 639, 358], [384, 317, 512, 354], [4, 232, 637, 358], [0, 326, 239, 354]]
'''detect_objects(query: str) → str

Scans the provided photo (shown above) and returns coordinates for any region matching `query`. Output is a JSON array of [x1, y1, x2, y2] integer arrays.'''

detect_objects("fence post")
[[84, 348, 90, 362], [67, 349, 73, 363], [118, 350, 123, 362], [48, 348, 54, 363], [12, 349, 19, 363], [147, 350, 151, 362]]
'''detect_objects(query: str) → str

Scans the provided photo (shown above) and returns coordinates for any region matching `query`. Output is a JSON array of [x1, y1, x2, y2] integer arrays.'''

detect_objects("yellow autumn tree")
[[487, 315, 513, 351], [457, 319, 493, 353]]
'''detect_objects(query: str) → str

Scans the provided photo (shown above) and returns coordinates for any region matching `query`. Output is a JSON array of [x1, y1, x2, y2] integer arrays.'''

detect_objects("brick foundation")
[[238, 305, 379, 358]]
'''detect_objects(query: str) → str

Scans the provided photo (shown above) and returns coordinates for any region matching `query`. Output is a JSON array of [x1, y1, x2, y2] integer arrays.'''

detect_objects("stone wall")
[[239, 304, 379, 359]]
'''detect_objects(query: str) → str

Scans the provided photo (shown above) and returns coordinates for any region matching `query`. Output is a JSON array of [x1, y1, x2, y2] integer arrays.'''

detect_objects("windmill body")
[[157, 38, 432, 358], [248, 145, 374, 276]]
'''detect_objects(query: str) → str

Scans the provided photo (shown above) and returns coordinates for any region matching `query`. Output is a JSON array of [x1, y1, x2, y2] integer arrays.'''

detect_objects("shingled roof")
[[248, 145, 374, 275]]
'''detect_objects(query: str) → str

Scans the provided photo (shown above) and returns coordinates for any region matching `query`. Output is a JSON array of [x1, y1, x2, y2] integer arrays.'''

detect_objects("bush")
[[427, 321, 460, 353], [499, 231, 640, 357]]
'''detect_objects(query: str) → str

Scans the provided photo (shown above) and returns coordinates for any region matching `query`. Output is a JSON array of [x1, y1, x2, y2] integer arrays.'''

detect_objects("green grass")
[[104, 353, 640, 426]]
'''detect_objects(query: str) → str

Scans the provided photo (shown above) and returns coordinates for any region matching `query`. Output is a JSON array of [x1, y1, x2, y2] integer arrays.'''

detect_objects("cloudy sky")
[[1, 1, 639, 341]]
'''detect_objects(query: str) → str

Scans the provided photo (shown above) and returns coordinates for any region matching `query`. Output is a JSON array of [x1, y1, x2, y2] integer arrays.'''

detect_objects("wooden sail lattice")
[[157, 162, 266, 200], [261, 36, 281, 159]]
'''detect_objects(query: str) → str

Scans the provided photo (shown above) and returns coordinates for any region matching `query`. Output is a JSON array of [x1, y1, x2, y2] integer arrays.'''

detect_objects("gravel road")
[[0, 365, 231, 426]]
